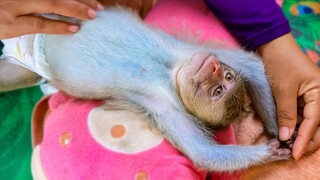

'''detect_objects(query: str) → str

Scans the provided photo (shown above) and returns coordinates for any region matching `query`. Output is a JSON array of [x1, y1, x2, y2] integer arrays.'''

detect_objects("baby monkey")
[[7, 8, 292, 171]]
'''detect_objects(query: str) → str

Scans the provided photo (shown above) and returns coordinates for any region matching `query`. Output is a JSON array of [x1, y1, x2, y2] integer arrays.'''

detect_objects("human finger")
[[14, 0, 97, 20], [306, 126, 320, 152], [292, 92, 320, 159], [274, 89, 297, 141], [15, 15, 80, 36], [76, 0, 104, 10]]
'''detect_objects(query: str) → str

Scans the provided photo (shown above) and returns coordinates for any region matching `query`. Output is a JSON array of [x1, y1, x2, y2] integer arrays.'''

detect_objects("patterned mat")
[[282, 0, 320, 66]]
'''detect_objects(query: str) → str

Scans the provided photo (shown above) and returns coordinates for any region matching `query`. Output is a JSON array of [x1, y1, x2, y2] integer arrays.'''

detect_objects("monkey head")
[[174, 53, 251, 128]]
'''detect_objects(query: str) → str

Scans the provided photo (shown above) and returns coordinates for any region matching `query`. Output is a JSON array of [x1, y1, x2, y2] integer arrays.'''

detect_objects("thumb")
[[275, 90, 297, 141]]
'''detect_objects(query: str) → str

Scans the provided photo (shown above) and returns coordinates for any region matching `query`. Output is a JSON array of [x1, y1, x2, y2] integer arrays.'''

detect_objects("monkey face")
[[174, 53, 248, 127]]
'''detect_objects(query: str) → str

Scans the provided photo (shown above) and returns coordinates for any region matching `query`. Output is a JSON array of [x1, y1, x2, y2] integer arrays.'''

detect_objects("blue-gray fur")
[[42, 8, 283, 171]]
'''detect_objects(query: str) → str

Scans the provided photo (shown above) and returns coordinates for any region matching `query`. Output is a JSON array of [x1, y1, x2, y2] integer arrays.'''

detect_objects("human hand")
[[0, 0, 104, 39], [99, 0, 156, 18], [258, 33, 320, 160]]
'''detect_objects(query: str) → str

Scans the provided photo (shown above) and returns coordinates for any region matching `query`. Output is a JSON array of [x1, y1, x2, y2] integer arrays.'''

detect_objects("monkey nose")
[[209, 57, 221, 74]]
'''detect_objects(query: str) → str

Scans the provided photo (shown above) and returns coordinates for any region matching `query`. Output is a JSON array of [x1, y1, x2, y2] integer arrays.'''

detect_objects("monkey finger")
[[306, 126, 320, 152], [15, 16, 79, 36]]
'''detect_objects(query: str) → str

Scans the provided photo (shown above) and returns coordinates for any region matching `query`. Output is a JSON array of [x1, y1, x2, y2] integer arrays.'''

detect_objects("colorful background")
[[0, 0, 319, 179]]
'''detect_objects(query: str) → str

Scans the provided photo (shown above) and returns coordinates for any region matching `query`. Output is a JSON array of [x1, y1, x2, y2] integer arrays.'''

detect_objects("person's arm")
[[205, 0, 320, 159], [258, 33, 320, 159], [0, 0, 104, 39], [204, 0, 290, 51]]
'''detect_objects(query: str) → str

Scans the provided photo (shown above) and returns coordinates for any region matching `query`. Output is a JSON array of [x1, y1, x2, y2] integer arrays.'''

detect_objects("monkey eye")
[[225, 72, 234, 82], [212, 85, 224, 98]]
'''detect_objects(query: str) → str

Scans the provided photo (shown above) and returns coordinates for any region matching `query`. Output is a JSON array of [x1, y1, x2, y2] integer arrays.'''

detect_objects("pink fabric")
[[40, 92, 207, 179], [275, 0, 283, 6], [145, 0, 238, 47], [39, 0, 241, 179]]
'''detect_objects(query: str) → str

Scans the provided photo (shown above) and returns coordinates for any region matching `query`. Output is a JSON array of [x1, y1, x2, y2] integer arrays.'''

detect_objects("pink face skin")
[[173, 53, 239, 125]]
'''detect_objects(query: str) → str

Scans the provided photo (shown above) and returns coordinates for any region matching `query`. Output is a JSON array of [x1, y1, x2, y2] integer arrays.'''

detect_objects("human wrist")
[[257, 33, 310, 64]]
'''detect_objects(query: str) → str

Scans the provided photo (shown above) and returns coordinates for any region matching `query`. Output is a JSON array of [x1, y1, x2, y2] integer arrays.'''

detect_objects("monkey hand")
[[267, 139, 292, 162], [0, 0, 104, 39]]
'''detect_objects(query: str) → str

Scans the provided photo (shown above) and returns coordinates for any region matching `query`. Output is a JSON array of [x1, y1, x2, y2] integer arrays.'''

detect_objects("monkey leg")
[[0, 61, 42, 92]]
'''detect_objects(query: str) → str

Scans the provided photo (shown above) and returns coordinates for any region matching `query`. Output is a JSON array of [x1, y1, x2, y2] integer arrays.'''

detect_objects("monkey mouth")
[[189, 53, 210, 74], [195, 54, 214, 74]]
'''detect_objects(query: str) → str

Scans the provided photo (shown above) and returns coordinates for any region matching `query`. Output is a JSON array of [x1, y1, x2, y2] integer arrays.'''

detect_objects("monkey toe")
[[274, 147, 291, 156], [268, 139, 281, 148]]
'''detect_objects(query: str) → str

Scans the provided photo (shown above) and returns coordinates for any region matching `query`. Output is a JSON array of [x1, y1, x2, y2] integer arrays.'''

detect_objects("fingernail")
[[68, 25, 79, 33], [88, 9, 97, 19], [279, 126, 290, 140], [97, 4, 104, 10], [293, 149, 304, 160], [295, 152, 303, 160]]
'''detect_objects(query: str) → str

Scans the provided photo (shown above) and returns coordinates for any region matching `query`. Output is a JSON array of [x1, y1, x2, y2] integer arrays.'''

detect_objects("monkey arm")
[[129, 92, 287, 171], [152, 109, 288, 171]]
